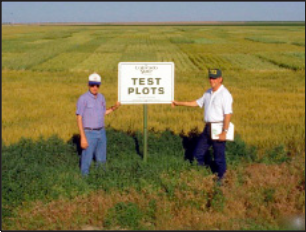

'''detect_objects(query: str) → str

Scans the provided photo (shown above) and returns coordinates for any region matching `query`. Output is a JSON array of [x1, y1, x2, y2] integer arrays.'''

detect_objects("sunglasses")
[[89, 84, 100, 88]]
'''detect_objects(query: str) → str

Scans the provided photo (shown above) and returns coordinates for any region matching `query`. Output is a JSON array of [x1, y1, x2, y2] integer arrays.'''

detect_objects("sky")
[[2, 2, 305, 23]]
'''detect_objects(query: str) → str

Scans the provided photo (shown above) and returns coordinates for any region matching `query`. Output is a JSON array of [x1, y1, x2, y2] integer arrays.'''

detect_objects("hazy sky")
[[2, 2, 305, 23]]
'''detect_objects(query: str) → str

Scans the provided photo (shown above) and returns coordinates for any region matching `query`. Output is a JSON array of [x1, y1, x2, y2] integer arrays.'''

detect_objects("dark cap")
[[208, 69, 222, 79]]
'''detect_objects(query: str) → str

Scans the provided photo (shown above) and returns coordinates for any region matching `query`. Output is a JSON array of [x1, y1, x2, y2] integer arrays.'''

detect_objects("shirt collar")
[[87, 90, 98, 99], [210, 84, 224, 94]]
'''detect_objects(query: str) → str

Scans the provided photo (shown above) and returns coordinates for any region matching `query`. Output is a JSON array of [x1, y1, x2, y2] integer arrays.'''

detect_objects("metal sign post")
[[118, 62, 174, 162], [143, 104, 148, 162]]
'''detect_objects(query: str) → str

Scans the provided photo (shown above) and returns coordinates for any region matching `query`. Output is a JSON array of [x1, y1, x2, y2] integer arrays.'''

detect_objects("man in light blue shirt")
[[172, 69, 233, 181], [76, 73, 121, 176]]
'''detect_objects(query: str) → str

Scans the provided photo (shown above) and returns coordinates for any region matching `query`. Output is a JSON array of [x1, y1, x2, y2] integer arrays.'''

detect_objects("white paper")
[[211, 122, 234, 141]]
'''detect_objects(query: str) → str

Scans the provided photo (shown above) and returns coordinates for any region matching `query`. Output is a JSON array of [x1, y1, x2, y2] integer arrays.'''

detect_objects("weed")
[[260, 145, 291, 164], [103, 202, 143, 230]]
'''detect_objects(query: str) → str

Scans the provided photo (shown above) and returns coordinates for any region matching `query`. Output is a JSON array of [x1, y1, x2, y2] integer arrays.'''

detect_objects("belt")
[[84, 127, 104, 131], [206, 121, 223, 125]]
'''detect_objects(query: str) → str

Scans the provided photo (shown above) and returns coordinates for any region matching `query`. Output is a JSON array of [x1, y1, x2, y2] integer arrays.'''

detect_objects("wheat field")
[[2, 24, 305, 155]]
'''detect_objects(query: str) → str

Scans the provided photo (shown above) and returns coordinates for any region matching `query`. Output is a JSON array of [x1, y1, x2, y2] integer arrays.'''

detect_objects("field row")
[[2, 25, 304, 72], [3, 50, 304, 72]]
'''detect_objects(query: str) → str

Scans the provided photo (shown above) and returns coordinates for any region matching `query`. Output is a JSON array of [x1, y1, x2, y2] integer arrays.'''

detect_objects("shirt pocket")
[[87, 103, 94, 109], [86, 103, 95, 116]]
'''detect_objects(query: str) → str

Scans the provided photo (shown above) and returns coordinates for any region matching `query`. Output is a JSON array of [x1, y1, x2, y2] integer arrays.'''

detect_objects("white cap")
[[88, 73, 101, 85]]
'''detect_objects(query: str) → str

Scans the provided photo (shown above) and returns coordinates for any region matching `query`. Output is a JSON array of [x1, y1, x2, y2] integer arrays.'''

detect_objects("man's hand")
[[114, 101, 121, 108], [171, 101, 178, 108], [105, 101, 121, 115], [81, 137, 89, 149], [217, 132, 227, 141]]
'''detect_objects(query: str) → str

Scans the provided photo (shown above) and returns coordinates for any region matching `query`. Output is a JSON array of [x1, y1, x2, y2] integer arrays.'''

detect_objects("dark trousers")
[[193, 124, 227, 179]]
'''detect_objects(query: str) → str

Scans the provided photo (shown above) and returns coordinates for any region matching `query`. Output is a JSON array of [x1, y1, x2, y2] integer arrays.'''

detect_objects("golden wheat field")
[[2, 24, 305, 155]]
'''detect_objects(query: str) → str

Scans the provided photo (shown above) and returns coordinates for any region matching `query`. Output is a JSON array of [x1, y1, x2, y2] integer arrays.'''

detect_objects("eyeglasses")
[[89, 84, 100, 88]]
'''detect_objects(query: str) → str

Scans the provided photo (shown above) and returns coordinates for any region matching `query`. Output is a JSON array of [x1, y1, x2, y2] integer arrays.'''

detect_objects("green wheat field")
[[2, 23, 305, 230]]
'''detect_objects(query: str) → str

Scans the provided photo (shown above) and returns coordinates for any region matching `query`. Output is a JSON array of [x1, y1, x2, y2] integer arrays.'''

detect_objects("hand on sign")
[[115, 101, 121, 108], [171, 101, 178, 108]]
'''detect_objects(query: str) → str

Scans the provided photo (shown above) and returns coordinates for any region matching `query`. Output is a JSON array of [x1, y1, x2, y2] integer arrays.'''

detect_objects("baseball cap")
[[88, 73, 101, 85], [208, 69, 222, 79]]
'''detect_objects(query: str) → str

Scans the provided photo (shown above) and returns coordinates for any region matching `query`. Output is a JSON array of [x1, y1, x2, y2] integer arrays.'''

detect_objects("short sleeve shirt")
[[196, 85, 233, 123], [76, 91, 106, 128]]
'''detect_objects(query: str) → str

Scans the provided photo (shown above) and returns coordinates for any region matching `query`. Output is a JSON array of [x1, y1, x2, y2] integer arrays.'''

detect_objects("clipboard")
[[211, 122, 234, 141]]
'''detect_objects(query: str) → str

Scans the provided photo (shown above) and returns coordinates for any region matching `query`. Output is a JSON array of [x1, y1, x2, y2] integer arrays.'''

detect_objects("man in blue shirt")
[[76, 73, 121, 176]]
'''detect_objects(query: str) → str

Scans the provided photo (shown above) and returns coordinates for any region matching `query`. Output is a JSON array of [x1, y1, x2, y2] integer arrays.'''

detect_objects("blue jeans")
[[81, 128, 107, 176], [193, 124, 226, 179]]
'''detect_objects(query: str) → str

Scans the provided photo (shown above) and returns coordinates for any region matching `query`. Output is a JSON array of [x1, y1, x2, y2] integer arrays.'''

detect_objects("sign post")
[[143, 104, 148, 162], [118, 62, 174, 162]]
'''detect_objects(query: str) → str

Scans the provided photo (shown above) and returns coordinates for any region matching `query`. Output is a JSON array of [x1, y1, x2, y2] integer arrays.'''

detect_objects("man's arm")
[[171, 100, 198, 107], [77, 115, 88, 149], [218, 113, 232, 141], [105, 101, 121, 115]]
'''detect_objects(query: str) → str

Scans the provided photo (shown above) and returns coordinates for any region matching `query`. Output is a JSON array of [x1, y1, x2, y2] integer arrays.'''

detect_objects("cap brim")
[[209, 76, 220, 79], [89, 81, 101, 85]]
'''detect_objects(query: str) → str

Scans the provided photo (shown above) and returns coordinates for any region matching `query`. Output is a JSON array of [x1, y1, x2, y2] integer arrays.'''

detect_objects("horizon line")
[[2, 20, 305, 26]]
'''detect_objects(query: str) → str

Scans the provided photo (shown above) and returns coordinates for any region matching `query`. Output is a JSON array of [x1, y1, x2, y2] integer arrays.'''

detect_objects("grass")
[[2, 129, 304, 230]]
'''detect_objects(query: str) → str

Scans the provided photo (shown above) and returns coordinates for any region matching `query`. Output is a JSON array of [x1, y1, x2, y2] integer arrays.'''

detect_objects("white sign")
[[118, 62, 174, 104]]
